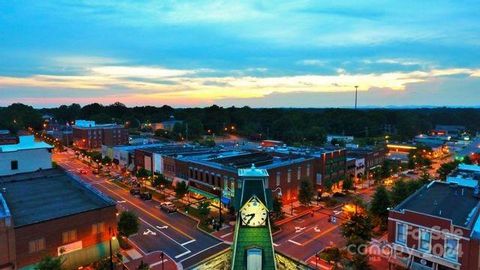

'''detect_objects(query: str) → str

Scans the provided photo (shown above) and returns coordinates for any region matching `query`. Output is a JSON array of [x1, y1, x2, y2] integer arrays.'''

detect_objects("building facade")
[[0, 135, 52, 176], [0, 169, 118, 270], [73, 120, 128, 150], [388, 181, 480, 270]]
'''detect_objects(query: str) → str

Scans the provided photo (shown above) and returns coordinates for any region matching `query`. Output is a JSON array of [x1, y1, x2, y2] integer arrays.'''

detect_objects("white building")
[[0, 135, 53, 176], [446, 163, 480, 188]]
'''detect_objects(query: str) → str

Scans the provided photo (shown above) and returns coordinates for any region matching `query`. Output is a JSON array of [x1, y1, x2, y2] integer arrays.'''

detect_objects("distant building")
[[347, 146, 387, 173], [326, 135, 354, 144], [434, 125, 466, 136], [260, 140, 284, 148], [151, 116, 183, 132], [0, 131, 18, 146], [72, 120, 128, 150], [0, 169, 118, 270], [414, 134, 450, 148], [0, 135, 52, 176], [447, 164, 480, 188], [101, 143, 166, 170], [388, 181, 480, 270]]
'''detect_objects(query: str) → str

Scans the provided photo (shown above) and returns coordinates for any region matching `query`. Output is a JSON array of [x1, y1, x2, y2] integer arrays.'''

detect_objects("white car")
[[160, 202, 177, 213]]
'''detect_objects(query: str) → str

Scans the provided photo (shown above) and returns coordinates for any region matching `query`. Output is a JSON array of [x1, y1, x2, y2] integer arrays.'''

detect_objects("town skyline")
[[1, 1, 479, 108]]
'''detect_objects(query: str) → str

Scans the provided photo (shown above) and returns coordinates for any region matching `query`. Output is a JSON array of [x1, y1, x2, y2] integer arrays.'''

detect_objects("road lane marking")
[[139, 217, 190, 250], [181, 239, 196, 246], [175, 250, 192, 259], [220, 232, 233, 238], [143, 229, 157, 236], [179, 242, 225, 263], [156, 225, 168, 230], [273, 243, 280, 247], [150, 260, 168, 267], [302, 225, 340, 246], [288, 239, 303, 246]]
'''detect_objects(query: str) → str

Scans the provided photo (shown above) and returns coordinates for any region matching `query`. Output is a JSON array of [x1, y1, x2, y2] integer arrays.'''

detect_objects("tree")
[[175, 181, 188, 198], [136, 168, 151, 178], [298, 178, 315, 206], [463, 155, 473, 165], [272, 196, 283, 218], [390, 180, 410, 206], [137, 261, 150, 270], [35, 255, 63, 270], [198, 201, 211, 223], [369, 186, 391, 230], [341, 213, 373, 270], [342, 176, 354, 192], [437, 161, 459, 180], [101, 156, 112, 165], [118, 211, 139, 238], [152, 174, 169, 188]]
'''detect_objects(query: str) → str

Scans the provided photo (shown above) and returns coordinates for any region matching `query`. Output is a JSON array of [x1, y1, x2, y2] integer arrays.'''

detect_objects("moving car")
[[160, 202, 177, 213]]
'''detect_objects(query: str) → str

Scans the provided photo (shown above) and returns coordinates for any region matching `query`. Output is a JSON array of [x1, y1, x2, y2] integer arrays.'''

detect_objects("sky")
[[0, 1, 479, 108]]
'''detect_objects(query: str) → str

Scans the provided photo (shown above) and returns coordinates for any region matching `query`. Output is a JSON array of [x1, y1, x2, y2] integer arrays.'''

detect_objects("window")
[[444, 237, 459, 261], [396, 223, 407, 245], [297, 167, 301, 180], [419, 229, 431, 252], [306, 164, 311, 177], [287, 169, 291, 183], [276, 172, 281, 186], [28, 238, 45, 253], [62, 229, 77, 244], [11, 160, 18, 170], [92, 222, 105, 234], [246, 248, 262, 270]]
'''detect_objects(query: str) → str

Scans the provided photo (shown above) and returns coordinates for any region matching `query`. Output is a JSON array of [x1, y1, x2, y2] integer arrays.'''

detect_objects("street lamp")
[[291, 196, 296, 215], [108, 227, 116, 270], [160, 251, 165, 270], [213, 186, 222, 231]]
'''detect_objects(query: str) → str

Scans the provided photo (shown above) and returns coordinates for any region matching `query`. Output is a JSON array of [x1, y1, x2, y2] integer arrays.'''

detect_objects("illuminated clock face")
[[240, 196, 268, 227]]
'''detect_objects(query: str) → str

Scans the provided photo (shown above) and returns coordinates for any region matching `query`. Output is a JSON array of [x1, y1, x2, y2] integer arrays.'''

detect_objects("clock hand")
[[246, 213, 255, 225]]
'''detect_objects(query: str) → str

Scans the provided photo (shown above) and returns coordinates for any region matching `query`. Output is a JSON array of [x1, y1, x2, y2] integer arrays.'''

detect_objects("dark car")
[[140, 192, 152, 200], [130, 188, 141, 196]]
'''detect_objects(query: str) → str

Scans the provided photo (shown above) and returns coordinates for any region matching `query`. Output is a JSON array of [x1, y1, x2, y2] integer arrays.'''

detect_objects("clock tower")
[[231, 164, 277, 270]]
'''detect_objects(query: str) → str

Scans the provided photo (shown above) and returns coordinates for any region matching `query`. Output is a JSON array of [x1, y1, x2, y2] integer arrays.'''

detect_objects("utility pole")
[[185, 123, 188, 141], [354, 85, 358, 109]]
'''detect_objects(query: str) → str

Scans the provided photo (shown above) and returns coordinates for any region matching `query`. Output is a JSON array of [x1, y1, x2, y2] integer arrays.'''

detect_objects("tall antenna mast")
[[354, 85, 358, 109]]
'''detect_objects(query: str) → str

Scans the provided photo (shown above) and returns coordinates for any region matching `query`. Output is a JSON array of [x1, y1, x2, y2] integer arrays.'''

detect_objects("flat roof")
[[0, 169, 115, 227], [395, 181, 480, 228], [0, 135, 52, 153]]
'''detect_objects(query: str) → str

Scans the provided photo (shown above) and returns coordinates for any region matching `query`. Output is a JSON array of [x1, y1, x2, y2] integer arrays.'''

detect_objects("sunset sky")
[[1, 1, 479, 108]]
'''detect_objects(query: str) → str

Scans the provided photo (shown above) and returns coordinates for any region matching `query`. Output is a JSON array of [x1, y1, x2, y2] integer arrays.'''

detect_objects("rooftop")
[[182, 150, 312, 172], [394, 181, 480, 228], [0, 169, 115, 227], [0, 135, 52, 153]]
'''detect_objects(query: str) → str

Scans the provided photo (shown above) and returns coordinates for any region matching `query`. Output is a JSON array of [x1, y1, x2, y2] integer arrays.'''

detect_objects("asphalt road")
[[53, 151, 229, 269]]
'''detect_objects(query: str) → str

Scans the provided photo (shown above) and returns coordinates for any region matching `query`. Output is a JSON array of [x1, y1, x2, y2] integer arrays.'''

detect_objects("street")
[[53, 151, 229, 269]]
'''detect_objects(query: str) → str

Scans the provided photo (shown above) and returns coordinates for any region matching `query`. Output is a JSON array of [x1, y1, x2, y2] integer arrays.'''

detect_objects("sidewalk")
[[124, 251, 178, 270]]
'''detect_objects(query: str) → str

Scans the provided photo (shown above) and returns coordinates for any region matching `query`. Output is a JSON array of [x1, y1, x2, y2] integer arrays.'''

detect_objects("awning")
[[188, 186, 217, 200], [20, 239, 119, 270], [221, 196, 231, 205]]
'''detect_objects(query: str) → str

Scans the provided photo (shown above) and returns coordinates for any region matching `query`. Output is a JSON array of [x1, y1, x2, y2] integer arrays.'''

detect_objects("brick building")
[[387, 181, 480, 270], [72, 120, 128, 150], [174, 150, 316, 205], [346, 146, 387, 173], [0, 169, 118, 270]]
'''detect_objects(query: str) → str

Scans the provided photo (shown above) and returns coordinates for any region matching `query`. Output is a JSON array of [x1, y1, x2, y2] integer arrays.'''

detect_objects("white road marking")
[[139, 217, 192, 251], [150, 259, 168, 267], [220, 232, 233, 238], [314, 226, 321, 233], [174, 250, 191, 259], [273, 243, 280, 247], [294, 226, 306, 233], [179, 242, 225, 263], [288, 239, 303, 246], [143, 229, 157, 236], [156, 225, 168, 230], [181, 239, 196, 246]]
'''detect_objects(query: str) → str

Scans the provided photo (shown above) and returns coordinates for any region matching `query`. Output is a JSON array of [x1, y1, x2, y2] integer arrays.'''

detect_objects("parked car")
[[140, 192, 152, 200], [92, 169, 99, 175], [130, 187, 141, 196], [78, 169, 87, 175], [190, 193, 205, 200], [160, 202, 177, 213]]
